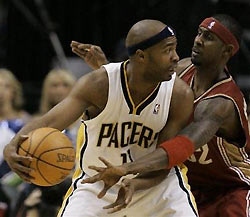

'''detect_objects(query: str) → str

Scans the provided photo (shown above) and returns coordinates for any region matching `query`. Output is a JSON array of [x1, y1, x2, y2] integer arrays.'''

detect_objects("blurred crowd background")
[[0, 0, 250, 113], [0, 0, 250, 216]]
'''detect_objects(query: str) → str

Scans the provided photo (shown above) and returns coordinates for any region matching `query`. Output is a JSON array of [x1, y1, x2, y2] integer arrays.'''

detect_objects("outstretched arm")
[[122, 96, 237, 174], [179, 98, 227, 147]]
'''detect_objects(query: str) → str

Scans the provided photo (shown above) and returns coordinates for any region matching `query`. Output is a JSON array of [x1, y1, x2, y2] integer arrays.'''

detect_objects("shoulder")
[[172, 76, 194, 100], [176, 57, 192, 76], [73, 67, 108, 93], [83, 66, 108, 86], [169, 76, 194, 116], [194, 97, 241, 140], [70, 67, 109, 108], [160, 74, 194, 139], [195, 97, 235, 121]]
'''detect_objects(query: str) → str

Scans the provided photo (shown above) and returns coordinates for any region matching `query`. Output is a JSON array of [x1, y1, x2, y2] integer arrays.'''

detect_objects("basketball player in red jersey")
[[72, 14, 250, 217]]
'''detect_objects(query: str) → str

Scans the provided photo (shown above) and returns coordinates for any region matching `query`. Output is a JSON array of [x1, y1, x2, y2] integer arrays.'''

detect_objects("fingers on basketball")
[[19, 134, 29, 142]]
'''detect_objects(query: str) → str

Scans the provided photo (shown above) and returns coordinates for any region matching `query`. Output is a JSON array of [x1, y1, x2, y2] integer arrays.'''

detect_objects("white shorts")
[[58, 166, 198, 217]]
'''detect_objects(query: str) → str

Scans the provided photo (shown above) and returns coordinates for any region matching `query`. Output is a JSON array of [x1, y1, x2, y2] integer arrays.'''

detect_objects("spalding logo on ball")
[[17, 127, 76, 186]]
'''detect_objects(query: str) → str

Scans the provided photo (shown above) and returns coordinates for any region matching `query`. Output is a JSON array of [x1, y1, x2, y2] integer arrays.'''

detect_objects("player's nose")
[[172, 50, 179, 62]]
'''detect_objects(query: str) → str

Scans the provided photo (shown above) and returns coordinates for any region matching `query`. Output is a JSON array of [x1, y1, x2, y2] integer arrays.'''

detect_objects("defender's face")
[[191, 27, 225, 66], [145, 37, 179, 81]]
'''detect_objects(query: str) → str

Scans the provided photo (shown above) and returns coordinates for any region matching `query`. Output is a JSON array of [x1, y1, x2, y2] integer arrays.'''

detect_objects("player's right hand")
[[70, 41, 109, 70], [3, 135, 34, 182]]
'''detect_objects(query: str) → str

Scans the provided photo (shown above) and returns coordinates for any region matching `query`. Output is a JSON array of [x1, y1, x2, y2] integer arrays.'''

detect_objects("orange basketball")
[[17, 127, 75, 186]]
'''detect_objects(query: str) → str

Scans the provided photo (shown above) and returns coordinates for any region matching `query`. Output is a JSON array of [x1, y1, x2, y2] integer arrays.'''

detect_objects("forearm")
[[122, 117, 221, 175], [9, 117, 48, 147], [21, 116, 48, 133], [179, 97, 230, 150], [122, 148, 168, 175], [132, 170, 169, 191], [158, 120, 219, 169], [179, 119, 220, 150]]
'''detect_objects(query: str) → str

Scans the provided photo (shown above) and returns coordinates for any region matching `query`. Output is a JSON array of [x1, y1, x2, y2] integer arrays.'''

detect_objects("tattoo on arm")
[[125, 148, 168, 174], [179, 99, 227, 150], [123, 98, 233, 174]]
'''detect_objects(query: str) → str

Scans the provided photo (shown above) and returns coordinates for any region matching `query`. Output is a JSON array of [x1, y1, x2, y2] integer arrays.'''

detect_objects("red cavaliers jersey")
[[180, 64, 250, 190]]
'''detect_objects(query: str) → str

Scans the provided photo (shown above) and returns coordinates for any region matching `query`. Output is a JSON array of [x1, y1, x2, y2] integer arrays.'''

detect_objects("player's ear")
[[135, 49, 145, 61], [223, 44, 234, 58]]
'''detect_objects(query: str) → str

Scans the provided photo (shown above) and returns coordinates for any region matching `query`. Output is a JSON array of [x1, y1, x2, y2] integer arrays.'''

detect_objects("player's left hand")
[[3, 134, 34, 183], [81, 157, 127, 198], [103, 178, 134, 213], [70, 41, 108, 70]]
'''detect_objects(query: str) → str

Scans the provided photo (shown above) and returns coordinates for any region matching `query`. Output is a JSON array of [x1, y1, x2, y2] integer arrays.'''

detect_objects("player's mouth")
[[192, 47, 201, 56], [169, 69, 175, 74], [169, 64, 177, 74]]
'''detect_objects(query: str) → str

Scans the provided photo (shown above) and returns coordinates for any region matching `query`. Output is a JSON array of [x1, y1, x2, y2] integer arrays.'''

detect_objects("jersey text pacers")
[[97, 122, 159, 148]]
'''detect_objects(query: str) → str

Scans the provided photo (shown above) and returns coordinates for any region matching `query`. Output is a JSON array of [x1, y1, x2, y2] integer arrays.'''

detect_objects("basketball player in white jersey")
[[4, 19, 198, 217]]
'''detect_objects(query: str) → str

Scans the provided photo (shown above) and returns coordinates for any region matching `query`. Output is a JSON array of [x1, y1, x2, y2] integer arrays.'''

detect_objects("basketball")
[[17, 127, 75, 186]]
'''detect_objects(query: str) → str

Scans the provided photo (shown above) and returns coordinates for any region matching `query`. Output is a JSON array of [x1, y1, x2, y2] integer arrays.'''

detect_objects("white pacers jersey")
[[58, 61, 198, 217], [83, 60, 175, 177]]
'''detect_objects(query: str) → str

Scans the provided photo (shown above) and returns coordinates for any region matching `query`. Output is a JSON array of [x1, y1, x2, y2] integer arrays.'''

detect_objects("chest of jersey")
[[81, 61, 175, 176]]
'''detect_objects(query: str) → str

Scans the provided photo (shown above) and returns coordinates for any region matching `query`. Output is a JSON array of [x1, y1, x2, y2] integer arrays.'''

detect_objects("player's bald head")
[[125, 20, 167, 48]]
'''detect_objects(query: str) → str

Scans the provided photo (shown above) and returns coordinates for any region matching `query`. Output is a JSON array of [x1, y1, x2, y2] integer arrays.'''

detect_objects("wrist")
[[160, 135, 195, 169], [121, 162, 134, 175]]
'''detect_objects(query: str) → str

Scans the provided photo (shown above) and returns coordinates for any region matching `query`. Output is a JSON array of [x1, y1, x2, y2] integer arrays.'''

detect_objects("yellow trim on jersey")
[[57, 123, 86, 217], [76, 123, 85, 160], [123, 61, 160, 115], [57, 186, 73, 217], [73, 123, 85, 180], [179, 163, 198, 213]]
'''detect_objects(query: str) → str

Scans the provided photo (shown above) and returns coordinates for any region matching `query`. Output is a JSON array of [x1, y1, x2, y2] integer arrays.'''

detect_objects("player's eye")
[[203, 32, 213, 40], [165, 48, 170, 53]]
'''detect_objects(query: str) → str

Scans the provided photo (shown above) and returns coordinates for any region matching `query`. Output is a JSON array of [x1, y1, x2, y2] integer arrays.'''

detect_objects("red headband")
[[200, 17, 239, 56]]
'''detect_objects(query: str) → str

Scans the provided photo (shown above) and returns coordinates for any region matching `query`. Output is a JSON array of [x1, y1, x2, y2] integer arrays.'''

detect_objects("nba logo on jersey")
[[208, 21, 215, 29], [153, 104, 160, 114]]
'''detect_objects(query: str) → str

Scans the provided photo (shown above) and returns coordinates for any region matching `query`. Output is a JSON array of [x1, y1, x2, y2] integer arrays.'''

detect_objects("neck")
[[196, 62, 226, 85], [125, 61, 159, 106], [126, 61, 159, 91], [192, 63, 228, 98]]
